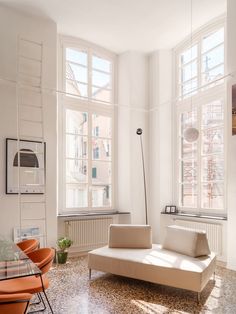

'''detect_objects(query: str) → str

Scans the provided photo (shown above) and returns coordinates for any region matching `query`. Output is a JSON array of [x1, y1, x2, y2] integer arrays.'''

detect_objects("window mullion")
[[88, 48, 92, 101], [197, 102, 202, 214], [88, 112, 92, 210]]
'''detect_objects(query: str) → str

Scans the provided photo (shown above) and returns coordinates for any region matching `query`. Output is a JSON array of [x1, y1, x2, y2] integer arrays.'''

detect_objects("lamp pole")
[[136, 128, 148, 225]]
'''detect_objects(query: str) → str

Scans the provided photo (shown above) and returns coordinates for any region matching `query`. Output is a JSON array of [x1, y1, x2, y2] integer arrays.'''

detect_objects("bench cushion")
[[162, 225, 211, 257], [88, 244, 216, 292], [108, 224, 152, 249]]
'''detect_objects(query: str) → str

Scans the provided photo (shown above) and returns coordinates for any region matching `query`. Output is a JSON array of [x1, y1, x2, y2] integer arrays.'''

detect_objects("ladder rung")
[[19, 135, 44, 141], [18, 72, 41, 79], [18, 82, 42, 89], [20, 201, 46, 204], [20, 38, 43, 47], [19, 103, 42, 109], [22, 218, 46, 221], [20, 119, 43, 124], [19, 55, 42, 63]]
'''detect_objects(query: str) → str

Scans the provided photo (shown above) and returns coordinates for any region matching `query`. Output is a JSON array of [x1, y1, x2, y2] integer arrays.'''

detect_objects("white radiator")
[[65, 217, 113, 252], [173, 218, 222, 256]]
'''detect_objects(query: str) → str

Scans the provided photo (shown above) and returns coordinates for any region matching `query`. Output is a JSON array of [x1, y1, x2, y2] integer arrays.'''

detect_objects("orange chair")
[[0, 293, 32, 314], [17, 239, 39, 254], [0, 248, 54, 313], [27, 248, 54, 274]]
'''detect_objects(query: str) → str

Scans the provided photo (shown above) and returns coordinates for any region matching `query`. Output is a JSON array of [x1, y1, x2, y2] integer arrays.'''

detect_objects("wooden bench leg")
[[89, 268, 91, 280]]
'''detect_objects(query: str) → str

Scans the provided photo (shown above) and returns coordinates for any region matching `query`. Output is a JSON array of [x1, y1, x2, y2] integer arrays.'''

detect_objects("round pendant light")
[[183, 127, 199, 143]]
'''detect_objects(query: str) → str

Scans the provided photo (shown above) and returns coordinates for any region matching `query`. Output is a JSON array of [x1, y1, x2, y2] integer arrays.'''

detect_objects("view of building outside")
[[65, 109, 112, 209], [177, 24, 225, 211], [64, 45, 114, 211]]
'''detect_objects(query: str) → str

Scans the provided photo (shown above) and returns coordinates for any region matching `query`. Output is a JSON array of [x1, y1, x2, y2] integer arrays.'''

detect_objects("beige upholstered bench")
[[88, 224, 216, 301]]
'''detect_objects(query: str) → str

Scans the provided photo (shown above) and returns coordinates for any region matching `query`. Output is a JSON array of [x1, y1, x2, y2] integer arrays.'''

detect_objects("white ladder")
[[15, 37, 47, 247]]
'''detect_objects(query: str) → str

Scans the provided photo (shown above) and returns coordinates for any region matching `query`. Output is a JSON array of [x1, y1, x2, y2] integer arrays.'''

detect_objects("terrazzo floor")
[[37, 256, 236, 314]]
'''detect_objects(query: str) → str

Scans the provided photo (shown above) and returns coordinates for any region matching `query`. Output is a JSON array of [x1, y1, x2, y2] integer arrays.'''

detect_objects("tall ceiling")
[[0, 0, 226, 53]]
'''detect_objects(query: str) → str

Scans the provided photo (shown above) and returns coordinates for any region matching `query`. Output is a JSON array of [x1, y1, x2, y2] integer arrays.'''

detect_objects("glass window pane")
[[92, 185, 111, 207], [181, 138, 197, 159], [202, 45, 224, 71], [66, 110, 88, 135], [182, 79, 198, 97], [202, 64, 224, 86], [202, 101, 224, 129], [92, 70, 111, 88], [202, 156, 224, 181], [92, 87, 111, 103], [66, 48, 87, 66], [66, 184, 88, 208], [181, 160, 197, 183], [201, 182, 224, 209], [181, 110, 197, 133], [66, 62, 87, 83], [202, 128, 224, 155], [66, 159, 87, 183], [66, 80, 88, 97], [92, 161, 112, 184], [92, 139, 111, 161], [181, 61, 197, 83], [202, 28, 224, 53], [92, 55, 111, 73], [180, 184, 197, 207], [92, 114, 112, 138], [180, 45, 197, 65], [66, 135, 87, 159]]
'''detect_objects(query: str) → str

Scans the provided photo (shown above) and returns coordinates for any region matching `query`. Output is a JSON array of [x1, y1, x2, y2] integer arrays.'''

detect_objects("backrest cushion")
[[108, 224, 152, 249], [162, 225, 211, 257]]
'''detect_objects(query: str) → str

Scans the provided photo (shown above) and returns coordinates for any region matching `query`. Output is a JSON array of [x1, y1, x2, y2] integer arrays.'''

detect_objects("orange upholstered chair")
[[0, 248, 54, 313], [27, 248, 54, 274], [0, 293, 32, 314], [17, 239, 39, 254]]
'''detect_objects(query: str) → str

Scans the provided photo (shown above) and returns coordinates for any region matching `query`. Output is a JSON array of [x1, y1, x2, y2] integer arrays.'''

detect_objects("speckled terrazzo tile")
[[33, 256, 236, 314]]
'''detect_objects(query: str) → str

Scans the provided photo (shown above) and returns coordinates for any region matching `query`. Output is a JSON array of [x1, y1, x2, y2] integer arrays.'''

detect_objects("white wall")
[[117, 52, 149, 224], [226, 0, 236, 270], [0, 6, 57, 247], [149, 50, 173, 243]]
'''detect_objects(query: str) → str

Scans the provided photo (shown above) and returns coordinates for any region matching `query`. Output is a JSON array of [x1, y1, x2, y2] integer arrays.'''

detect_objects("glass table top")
[[0, 239, 41, 281]]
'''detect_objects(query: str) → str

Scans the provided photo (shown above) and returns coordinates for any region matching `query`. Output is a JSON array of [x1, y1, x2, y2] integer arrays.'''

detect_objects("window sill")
[[57, 211, 130, 218], [161, 212, 227, 221]]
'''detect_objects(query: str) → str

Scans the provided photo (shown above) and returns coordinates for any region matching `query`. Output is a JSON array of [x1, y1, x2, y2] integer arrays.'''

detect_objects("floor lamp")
[[136, 128, 148, 225]]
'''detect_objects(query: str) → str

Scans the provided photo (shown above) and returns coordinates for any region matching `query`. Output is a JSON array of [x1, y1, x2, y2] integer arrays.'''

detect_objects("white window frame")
[[58, 36, 117, 214], [173, 17, 227, 215], [60, 35, 116, 105]]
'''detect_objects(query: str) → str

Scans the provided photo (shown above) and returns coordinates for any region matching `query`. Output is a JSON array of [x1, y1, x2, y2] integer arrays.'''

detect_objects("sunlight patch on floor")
[[131, 299, 190, 314]]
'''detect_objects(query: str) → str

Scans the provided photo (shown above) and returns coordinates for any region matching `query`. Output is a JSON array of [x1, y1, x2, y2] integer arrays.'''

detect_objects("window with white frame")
[[176, 20, 226, 214], [65, 46, 113, 104], [60, 38, 115, 212], [179, 27, 224, 99]]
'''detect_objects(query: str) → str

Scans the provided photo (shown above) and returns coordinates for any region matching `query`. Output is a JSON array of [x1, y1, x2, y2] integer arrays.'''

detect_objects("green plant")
[[57, 237, 73, 252]]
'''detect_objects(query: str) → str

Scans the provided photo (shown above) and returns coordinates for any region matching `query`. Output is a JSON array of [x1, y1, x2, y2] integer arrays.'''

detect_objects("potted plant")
[[56, 237, 73, 264]]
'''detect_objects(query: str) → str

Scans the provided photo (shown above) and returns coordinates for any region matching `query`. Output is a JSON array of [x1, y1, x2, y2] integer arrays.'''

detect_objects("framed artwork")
[[165, 206, 171, 213], [6, 138, 46, 194], [165, 205, 178, 214], [170, 206, 177, 213]]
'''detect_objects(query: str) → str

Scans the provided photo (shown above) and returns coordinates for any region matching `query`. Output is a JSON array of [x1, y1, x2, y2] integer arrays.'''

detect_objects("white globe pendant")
[[183, 127, 199, 143]]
